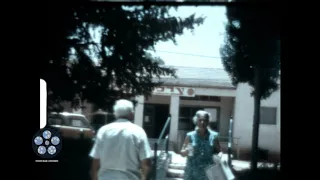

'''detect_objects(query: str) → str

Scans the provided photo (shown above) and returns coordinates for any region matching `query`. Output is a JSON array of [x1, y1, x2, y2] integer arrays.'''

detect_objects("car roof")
[[49, 112, 86, 117], [91, 109, 114, 115]]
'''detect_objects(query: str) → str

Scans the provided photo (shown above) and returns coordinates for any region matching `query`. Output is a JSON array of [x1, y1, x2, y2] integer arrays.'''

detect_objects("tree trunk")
[[251, 66, 261, 172]]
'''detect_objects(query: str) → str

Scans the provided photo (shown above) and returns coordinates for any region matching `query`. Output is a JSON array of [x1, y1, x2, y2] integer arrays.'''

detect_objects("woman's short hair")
[[192, 110, 212, 125], [113, 99, 134, 119]]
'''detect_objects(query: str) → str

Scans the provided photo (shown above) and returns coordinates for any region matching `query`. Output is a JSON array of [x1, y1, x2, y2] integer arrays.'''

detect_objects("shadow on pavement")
[[234, 168, 281, 180]]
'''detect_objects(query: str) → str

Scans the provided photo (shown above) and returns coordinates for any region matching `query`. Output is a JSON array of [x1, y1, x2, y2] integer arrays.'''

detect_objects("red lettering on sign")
[[154, 86, 194, 96], [177, 88, 184, 95]]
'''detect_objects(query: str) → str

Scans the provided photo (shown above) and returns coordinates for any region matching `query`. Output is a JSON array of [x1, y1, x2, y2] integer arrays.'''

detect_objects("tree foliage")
[[220, 4, 280, 171], [220, 5, 280, 99], [44, 5, 205, 110]]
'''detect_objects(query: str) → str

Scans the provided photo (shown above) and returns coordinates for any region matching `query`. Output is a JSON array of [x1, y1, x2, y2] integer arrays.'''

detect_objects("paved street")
[[232, 160, 281, 171], [153, 150, 280, 179]]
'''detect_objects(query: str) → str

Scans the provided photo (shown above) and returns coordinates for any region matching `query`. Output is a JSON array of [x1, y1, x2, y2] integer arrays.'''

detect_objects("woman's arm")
[[180, 136, 190, 157]]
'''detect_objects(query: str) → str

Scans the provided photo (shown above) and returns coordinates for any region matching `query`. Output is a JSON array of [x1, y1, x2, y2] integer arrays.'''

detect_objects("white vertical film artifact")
[[40, 79, 47, 129]]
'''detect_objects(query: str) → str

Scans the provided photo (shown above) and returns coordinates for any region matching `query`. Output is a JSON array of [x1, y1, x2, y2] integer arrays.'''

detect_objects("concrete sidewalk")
[[232, 160, 281, 171]]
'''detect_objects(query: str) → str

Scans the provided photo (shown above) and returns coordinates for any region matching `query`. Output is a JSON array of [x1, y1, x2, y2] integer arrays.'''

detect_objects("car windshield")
[[48, 116, 63, 125], [67, 116, 91, 128]]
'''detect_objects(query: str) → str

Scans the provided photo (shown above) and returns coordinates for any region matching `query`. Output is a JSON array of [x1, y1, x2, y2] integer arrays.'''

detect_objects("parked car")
[[48, 112, 95, 140], [90, 109, 115, 132], [47, 112, 94, 180]]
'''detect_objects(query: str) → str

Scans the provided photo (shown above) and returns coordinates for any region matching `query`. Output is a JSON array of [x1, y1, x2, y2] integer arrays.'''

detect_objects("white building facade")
[[233, 83, 280, 161], [134, 66, 280, 161]]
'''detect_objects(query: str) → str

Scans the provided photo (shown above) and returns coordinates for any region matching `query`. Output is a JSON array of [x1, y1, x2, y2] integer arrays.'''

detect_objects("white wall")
[[219, 97, 235, 137], [195, 87, 236, 97], [233, 83, 280, 154]]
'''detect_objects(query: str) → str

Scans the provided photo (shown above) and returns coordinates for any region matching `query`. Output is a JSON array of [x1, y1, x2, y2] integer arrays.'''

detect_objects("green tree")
[[44, 5, 204, 110], [220, 5, 280, 171]]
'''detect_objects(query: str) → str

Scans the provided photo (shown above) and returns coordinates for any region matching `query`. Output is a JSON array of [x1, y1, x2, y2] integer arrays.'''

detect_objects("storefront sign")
[[152, 86, 195, 97]]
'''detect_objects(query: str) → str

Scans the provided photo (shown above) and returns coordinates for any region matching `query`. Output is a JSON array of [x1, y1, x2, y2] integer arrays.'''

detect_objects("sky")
[[152, 6, 227, 69], [88, 6, 227, 69]]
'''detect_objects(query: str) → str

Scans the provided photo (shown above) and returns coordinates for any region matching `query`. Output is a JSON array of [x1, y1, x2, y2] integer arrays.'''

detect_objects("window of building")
[[180, 96, 195, 101], [179, 107, 191, 119], [260, 107, 277, 125], [178, 106, 220, 131], [198, 96, 209, 101], [180, 95, 221, 102], [209, 96, 221, 102], [178, 107, 203, 130]]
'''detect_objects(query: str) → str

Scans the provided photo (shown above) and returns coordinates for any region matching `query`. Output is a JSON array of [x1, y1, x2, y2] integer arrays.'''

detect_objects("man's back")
[[90, 119, 152, 180]]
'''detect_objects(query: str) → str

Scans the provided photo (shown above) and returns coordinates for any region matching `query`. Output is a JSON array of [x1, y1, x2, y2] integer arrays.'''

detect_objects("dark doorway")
[[143, 104, 169, 139], [154, 104, 170, 138], [143, 105, 155, 138]]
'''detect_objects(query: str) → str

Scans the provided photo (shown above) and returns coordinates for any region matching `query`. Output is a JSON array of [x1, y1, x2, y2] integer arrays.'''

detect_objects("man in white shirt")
[[89, 99, 152, 180]]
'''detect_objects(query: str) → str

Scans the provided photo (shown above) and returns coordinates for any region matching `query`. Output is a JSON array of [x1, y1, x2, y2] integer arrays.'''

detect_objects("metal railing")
[[218, 136, 240, 155], [228, 116, 233, 167], [152, 114, 171, 180]]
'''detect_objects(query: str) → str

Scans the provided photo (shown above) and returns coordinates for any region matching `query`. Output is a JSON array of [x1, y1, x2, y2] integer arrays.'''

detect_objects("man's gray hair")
[[192, 110, 212, 125], [113, 99, 134, 119]]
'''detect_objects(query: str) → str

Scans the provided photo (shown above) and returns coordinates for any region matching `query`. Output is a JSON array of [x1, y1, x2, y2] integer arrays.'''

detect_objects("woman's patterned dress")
[[184, 130, 219, 180]]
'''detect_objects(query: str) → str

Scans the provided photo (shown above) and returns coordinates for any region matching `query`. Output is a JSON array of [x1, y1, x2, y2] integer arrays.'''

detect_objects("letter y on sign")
[[40, 79, 47, 129]]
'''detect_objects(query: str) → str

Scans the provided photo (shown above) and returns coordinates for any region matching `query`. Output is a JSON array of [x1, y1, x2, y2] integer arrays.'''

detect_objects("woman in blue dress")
[[180, 110, 222, 180]]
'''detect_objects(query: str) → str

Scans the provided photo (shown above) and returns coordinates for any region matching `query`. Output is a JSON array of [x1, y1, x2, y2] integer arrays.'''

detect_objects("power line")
[[156, 50, 222, 59], [155, 50, 280, 70]]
